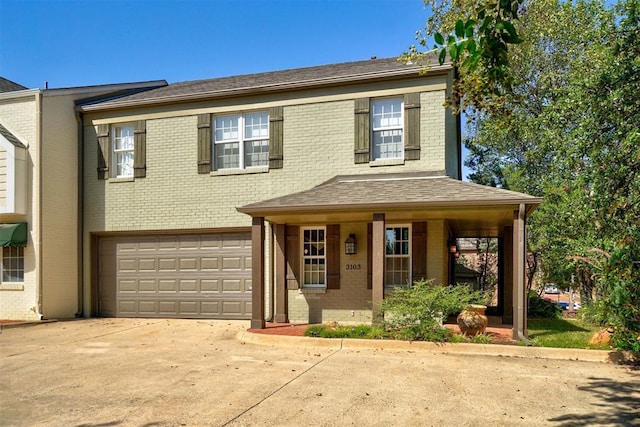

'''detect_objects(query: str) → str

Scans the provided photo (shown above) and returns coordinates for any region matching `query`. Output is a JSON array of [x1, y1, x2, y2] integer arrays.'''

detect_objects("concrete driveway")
[[1, 319, 638, 426]]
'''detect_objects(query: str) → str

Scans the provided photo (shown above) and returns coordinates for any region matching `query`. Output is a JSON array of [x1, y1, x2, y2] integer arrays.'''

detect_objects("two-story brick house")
[[79, 57, 540, 339]]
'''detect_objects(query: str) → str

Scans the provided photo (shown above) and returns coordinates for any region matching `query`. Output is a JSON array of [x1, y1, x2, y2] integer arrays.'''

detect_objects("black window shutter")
[[133, 120, 146, 178], [285, 225, 300, 290], [197, 114, 212, 174], [326, 224, 340, 289], [404, 93, 421, 161], [97, 124, 110, 180], [269, 106, 284, 169], [354, 97, 370, 164]]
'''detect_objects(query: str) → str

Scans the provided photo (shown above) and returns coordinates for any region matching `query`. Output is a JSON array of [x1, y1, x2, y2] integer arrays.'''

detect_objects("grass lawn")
[[527, 317, 611, 350]]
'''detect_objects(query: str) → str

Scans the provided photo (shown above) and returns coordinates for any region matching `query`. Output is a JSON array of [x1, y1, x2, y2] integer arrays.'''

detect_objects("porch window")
[[301, 227, 325, 287], [385, 226, 410, 288]]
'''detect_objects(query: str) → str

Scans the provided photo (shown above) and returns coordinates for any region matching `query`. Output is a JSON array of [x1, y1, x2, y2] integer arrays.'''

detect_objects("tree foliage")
[[405, 0, 640, 350]]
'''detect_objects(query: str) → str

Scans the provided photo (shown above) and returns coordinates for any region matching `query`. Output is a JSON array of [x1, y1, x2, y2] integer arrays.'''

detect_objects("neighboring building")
[[0, 77, 166, 320], [78, 57, 541, 339]]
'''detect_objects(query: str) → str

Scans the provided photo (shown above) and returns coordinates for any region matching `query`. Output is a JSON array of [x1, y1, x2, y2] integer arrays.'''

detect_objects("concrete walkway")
[[1, 319, 639, 426]]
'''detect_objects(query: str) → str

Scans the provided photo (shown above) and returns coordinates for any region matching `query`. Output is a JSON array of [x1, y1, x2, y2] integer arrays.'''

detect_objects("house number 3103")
[[346, 264, 362, 270]]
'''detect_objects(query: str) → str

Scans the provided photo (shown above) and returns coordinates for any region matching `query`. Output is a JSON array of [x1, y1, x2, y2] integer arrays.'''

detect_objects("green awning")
[[0, 223, 27, 247]]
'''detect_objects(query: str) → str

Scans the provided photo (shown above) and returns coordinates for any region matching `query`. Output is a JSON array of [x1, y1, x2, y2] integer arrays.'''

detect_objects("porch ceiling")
[[237, 171, 542, 236]]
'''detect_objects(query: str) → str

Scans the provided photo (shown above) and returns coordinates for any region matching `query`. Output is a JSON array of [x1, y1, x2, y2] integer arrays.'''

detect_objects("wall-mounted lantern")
[[345, 234, 357, 255]]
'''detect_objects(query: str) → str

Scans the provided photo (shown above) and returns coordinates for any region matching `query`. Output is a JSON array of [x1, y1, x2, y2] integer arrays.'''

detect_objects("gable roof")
[[0, 123, 26, 149], [81, 55, 448, 111], [238, 172, 542, 216], [0, 77, 27, 93]]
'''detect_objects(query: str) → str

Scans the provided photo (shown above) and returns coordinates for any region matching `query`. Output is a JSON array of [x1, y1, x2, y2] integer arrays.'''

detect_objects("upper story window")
[[112, 124, 135, 178], [371, 98, 403, 160], [214, 112, 269, 170], [301, 227, 326, 288], [2, 247, 24, 283], [385, 225, 410, 288]]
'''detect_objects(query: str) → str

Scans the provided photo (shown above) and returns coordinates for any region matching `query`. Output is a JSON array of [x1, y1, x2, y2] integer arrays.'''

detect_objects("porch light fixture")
[[345, 234, 357, 255], [449, 243, 458, 254]]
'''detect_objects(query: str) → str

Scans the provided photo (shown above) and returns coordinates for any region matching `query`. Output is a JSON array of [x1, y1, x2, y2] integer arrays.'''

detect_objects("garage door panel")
[[200, 301, 220, 315], [118, 259, 137, 272], [99, 232, 252, 319], [179, 279, 198, 292], [158, 301, 178, 314], [118, 279, 137, 293], [158, 258, 178, 271], [179, 258, 198, 271], [118, 300, 138, 315], [200, 257, 219, 270], [138, 258, 157, 271], [179, 301, 198, 315], [201, 279, 220, 292], [222, 257, 242, 270], [138, 279, 157, 293], [158, 279, 178, 292]]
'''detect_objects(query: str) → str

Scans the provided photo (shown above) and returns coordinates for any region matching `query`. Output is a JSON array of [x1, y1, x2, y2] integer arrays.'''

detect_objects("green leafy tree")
[[405, 0, 640, 349]]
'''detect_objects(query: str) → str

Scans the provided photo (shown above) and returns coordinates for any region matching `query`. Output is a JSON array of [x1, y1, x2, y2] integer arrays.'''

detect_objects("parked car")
[[573, 302, 581, 310], [557, 301, 569, 310], [544, 284, 560, 294]]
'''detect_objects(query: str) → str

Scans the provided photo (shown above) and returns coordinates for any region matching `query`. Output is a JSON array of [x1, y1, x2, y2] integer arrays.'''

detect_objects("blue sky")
[[1, 0, 432, 89]]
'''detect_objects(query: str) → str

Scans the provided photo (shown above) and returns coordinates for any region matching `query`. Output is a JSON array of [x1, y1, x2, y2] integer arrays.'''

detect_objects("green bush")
[[303, 324, 387, 339], [379, 280, 490, 341], [527, 291, 561, 318], [578, 298, 615, 326]]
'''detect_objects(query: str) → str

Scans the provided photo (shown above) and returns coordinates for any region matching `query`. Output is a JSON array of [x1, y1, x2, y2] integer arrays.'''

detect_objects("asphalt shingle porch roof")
[[238, 172, 542, 215]]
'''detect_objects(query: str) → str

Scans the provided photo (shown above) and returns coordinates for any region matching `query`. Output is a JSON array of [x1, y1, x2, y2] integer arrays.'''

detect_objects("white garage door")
[[98, 233, 252, 319]]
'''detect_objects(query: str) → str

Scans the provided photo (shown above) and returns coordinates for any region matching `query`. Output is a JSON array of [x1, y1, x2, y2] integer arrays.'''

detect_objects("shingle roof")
[[0, 123, 26, 148], [238, 172, 542, 215], [84, 56, 447, 110], [0, 77, 27, 93]]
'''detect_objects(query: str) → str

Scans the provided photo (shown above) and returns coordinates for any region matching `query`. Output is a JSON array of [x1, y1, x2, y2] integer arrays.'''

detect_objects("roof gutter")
[[237, 197, 544, 216]]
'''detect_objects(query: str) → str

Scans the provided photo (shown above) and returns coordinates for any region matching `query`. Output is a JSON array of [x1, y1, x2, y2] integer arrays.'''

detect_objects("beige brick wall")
[[0, 94, 39, 320], [84, 91, 452, 233], [287, 222, 373, 324], [40, 94, 80, 319], [0, 149, 6, 205]]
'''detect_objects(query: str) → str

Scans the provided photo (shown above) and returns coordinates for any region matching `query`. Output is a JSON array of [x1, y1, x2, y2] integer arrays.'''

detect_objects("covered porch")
[[238, 172, 541, 340]]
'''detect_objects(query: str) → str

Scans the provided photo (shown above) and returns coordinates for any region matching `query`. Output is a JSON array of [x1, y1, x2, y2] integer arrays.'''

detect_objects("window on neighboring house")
[[112, 124, 135, 177], [371, 98, 403, 160], [2, 247, 24, 283], [385, 226, 410, 288], [214, 112, 269, 170], [302, 227, 326, 287]]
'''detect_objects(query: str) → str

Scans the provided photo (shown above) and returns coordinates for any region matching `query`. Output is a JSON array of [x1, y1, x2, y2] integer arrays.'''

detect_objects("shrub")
[[379, 279, 490, 341], [303, 324, 387, 339], [527, 291, 561, 318]]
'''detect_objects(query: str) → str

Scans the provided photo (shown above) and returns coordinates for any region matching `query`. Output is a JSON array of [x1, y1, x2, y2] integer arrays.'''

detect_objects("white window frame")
[[371, 98, 404, 161], [384, 224, 411, 288], [2, 246, 24, 283], [111, 124, 135, 178], [213, 111, 269, 170], [301, 226, 326, 288]]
